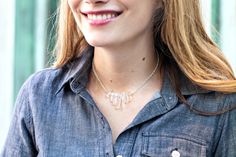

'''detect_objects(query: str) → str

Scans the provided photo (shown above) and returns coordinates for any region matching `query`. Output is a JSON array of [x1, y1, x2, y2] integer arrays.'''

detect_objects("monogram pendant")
[[106, 92, 133, 110]]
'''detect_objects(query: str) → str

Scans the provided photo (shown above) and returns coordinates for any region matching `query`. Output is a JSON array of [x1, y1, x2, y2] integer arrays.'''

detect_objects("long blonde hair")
[[53, 0, 236, 94]]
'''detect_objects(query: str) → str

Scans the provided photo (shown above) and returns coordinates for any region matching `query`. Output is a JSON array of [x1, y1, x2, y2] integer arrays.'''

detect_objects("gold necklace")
[[92, 55, 159, 110]]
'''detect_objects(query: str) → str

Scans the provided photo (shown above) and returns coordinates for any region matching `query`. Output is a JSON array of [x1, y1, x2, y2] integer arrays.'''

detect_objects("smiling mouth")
[[81, 11, 122, 21]]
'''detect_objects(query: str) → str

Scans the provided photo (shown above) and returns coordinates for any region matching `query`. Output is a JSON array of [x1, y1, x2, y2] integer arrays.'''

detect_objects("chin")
[[86, 38, 114, 48]]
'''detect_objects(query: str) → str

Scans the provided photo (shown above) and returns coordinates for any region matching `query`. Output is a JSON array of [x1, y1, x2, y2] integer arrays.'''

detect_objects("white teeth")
[[87, 13, 117, 20], [98, 15, 102, 20]]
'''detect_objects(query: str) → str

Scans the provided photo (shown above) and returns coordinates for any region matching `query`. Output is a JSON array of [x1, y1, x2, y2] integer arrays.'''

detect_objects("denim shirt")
[[1, 47, 236, 157]]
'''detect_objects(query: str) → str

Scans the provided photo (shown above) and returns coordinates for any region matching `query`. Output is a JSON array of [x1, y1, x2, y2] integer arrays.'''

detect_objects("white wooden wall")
[[221, 0, 236, 73], [200, 0, 236, 73], [0, 0, 15, 150], [200, 0, 212, 35]]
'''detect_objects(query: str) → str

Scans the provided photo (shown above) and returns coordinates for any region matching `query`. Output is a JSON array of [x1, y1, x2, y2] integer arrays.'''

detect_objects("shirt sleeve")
[[213, 93, 236, 157], [0, 80, 37, 157]]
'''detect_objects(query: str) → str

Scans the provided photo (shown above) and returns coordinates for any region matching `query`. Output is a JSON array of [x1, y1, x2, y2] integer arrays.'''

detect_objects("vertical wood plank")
[[14, 0, 36, 99], [211, 0, 221, 45]]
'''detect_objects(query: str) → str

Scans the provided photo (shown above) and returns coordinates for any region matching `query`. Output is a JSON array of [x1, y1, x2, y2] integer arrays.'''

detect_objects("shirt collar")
[[56, 46, 94, 94], [56, 46, 210, 96]]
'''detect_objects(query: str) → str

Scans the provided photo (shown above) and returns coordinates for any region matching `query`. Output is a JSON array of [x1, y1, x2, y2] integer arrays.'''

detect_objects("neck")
[[92, 38, 160, 92]]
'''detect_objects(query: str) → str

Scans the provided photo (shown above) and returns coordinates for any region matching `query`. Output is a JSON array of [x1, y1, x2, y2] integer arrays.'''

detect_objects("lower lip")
[[86, 17, 117, 26]]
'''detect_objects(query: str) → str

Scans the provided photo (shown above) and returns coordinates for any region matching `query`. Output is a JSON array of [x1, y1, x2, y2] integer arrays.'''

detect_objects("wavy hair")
[[53, 0, 236, 108]]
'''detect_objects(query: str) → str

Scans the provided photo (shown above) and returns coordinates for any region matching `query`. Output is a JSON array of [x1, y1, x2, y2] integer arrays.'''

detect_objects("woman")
[[1, 0, 236, 156]]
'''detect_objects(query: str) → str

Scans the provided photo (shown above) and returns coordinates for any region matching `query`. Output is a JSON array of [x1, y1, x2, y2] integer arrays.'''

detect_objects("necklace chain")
[[92, 54, 159, 110]]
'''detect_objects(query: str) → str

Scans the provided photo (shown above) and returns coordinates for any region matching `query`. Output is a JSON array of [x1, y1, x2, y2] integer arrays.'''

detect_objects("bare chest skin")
[[86, 73, 162, 144]]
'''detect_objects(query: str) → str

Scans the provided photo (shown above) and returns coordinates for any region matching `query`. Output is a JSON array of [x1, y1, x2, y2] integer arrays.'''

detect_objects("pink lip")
[[81, 10, 122, 26], [81, 10, 121, 15]]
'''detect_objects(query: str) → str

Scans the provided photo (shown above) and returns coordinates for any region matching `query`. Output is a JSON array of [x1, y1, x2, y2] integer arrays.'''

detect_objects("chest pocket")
[[141, 133, 207, 157]]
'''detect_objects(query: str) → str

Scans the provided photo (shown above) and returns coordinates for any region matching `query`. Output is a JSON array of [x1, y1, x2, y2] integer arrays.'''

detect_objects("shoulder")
[[191, 91, 236, 113], [225, 92, 236, 103], [223, 92, 236, 111], [13, 65, 73, 118], [20, 65, 71, 98]]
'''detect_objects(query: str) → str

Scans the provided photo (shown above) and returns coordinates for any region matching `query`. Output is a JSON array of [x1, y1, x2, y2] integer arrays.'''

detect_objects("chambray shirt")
[[1, 47, 236, 157]]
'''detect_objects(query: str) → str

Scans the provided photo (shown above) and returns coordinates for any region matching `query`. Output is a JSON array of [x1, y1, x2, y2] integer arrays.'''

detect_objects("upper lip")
[[81, 10, 122, 16]]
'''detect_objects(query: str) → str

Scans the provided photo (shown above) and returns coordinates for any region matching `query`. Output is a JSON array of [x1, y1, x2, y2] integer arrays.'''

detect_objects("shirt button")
[[171, 150, 180, 157], [116, 155, 123, 157]]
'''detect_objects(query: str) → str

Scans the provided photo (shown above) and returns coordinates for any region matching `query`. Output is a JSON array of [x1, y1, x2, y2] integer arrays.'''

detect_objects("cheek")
[[68, 0, 81, 11]]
